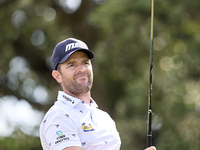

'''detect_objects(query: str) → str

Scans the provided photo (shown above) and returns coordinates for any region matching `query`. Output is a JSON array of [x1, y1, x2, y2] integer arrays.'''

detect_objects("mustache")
[[74, 72, 90, 79]]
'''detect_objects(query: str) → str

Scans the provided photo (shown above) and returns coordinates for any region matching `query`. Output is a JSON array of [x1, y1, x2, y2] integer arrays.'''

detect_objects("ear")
[[52, 70, 63, 83]]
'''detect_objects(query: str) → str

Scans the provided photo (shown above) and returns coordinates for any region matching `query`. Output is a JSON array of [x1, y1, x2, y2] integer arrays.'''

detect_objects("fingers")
[[145, 146, 156, 150]]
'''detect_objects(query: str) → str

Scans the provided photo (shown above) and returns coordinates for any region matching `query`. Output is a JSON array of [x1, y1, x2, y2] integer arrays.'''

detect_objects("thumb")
[[145, 146, 156, 150]]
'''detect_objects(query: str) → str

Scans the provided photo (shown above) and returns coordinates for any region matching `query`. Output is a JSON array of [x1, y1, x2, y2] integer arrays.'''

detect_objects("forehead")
[[68, 51, 89, 60]]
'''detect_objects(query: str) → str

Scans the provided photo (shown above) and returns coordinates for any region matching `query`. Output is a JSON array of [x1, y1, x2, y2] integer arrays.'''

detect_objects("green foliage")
[[0, 130, 41, 150], [90, 0, 200, 149], [0, 0, 200, 149]]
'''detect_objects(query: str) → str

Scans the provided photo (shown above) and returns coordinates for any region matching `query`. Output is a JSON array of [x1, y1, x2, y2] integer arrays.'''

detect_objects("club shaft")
[[147, 0, 154, 147]]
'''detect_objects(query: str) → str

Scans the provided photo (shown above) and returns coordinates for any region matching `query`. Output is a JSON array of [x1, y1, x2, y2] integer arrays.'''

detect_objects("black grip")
[[147, 133, 152, 147]]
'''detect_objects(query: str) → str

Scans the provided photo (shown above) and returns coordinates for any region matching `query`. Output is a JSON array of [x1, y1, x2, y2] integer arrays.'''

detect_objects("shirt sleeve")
[[42, 109, 82, 150]]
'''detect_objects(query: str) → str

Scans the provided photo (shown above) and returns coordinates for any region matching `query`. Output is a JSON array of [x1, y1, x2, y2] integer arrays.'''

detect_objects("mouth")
[[76, 75, 88, 80], [74, 72, 89, 80]]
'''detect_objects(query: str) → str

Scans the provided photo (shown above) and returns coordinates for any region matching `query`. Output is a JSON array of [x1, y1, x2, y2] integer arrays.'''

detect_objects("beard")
[[63, 72, 93, 96]]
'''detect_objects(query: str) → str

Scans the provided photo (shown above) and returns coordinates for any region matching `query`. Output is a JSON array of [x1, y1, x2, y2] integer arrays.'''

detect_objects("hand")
[[145, 146, 156, 150]]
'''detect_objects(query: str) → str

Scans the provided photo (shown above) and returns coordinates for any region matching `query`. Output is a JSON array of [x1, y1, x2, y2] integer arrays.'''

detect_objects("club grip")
[[147, 133, 152, 147]]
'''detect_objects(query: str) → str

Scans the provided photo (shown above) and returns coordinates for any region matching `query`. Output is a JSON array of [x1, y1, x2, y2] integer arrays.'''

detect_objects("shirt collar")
[[90, 98, 98, 109], [57, 91, 98, 108]]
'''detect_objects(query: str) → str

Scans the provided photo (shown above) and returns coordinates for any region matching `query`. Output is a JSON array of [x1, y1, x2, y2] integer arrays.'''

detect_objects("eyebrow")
[[67, 61, 74, 65], [66, 58, 90, 64], [83, 59, 90, 62]]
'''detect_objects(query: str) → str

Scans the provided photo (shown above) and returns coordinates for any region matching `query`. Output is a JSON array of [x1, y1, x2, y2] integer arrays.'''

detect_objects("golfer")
[[39, 38, 156, 150]]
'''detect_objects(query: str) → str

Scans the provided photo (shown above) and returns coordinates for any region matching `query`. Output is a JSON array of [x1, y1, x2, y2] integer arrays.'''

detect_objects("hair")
[[57, 64, 62, 74]]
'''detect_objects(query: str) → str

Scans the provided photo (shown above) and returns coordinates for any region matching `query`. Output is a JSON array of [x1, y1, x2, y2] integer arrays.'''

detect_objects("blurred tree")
[[89, 0, 200, 149], [0, 0, 99, 149], [0, 0, 200, 150]]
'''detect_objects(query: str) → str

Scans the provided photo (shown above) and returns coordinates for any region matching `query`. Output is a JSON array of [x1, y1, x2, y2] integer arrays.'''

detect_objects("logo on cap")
[[65, 43, 86, 52]]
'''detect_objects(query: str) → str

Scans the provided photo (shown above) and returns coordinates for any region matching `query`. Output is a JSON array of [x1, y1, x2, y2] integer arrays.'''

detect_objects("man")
[[40, 38, 156, 150]]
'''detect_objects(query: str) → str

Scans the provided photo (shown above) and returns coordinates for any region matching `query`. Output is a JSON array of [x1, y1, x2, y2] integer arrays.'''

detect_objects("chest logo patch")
[[82, 123, 94, 132]]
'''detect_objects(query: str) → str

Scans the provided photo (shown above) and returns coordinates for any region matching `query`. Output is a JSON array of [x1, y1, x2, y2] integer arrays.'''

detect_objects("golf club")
[[147, 0, 154, 148]]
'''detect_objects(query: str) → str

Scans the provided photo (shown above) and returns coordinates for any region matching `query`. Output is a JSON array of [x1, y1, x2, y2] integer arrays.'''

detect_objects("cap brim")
[[59, 49, 94, 65]]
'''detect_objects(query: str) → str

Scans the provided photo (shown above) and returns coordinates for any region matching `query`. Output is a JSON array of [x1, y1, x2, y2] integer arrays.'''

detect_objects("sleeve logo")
[[56, 130, 63, 136], [55, 130, 69, 144]]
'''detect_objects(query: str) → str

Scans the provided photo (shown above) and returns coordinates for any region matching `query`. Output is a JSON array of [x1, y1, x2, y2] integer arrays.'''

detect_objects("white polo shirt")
[[40, 91, 121, 150]]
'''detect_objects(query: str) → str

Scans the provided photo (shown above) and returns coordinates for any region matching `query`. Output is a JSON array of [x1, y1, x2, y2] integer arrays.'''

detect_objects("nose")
[[77, 63, 86, 72]]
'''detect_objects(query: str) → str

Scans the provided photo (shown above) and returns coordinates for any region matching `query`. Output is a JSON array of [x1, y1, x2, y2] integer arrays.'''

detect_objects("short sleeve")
[[41, 109, 81, 150]]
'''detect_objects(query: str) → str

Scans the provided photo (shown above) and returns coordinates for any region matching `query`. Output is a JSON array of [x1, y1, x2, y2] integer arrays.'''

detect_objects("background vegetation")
[[0, 0, 200, 149]]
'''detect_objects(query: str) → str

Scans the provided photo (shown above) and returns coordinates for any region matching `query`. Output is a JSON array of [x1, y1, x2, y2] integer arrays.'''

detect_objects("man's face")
[[57, 51, 93, 96]]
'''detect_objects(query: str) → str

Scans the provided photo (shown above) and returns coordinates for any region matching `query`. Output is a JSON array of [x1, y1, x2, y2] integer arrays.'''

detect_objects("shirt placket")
[[90, 108, 99, 128]]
